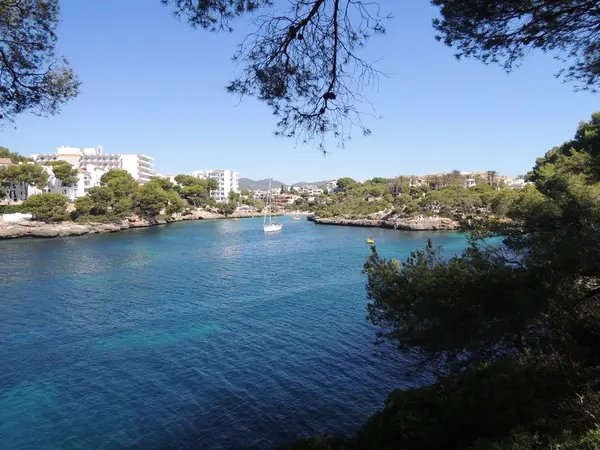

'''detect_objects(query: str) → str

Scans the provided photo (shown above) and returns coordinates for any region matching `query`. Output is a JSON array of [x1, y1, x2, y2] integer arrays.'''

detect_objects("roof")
[[77, 168, 88, 173], [0, 158, 13, 165]]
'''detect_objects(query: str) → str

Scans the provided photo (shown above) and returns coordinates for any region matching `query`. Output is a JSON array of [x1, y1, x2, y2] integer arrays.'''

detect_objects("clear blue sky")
[[1, 0, 598, 184]]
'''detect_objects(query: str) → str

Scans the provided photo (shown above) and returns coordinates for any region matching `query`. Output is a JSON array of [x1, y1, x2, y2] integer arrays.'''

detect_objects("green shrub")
[[0, 204, 23, 214], [21, 193, 68, 222]]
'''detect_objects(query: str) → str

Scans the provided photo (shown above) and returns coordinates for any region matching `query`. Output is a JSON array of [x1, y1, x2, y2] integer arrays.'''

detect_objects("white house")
[[464, 178, 476, 188], [35, 164, 106, 201], [295, 185, 324, 196], [505, 177, 528, 189]]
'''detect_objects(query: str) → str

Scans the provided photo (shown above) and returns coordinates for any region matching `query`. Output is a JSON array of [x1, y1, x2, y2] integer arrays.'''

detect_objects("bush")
[[21, 193, 69, 222], [0, 204, 23, 214]]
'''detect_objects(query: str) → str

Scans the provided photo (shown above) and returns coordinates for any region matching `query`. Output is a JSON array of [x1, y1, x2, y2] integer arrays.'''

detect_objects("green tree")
[[19, 164, 49, 198], [217, 200, 236, 217], [240, 189, 251, 196], [87, 186, 114, 215], [0, 146, 31, 163], [135, 183, 169, 216], [166, 190, 184, 215], [164, 0, 597, 145], [113, 197, 134, 217], [0, 163, 50, 200], [180, 184, 208, 206], [173, 174, 198, 186], [0, 0, 79, 123], [21, 193, 68, 221], [336, 177, 358, 191], [0, 164, 22, 201], [432, 0, 600, 89], [360, 113, 600, 448], [148, 176, 174, 191], [46, 160, 78, 185], [101, 169, 138, 200], [206, 178, 218, 194], [73, 195, 93, 215], [370, 177, 388, 184]]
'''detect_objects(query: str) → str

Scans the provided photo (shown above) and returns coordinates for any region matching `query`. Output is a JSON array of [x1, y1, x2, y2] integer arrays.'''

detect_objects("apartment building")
[[295, 185, 324, 196], [191, 169, 239, 202], [121, 154, 154, 184], [32, 146, 154, 184]]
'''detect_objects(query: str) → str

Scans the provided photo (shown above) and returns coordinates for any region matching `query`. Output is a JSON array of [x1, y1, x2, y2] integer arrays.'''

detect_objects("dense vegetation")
[[0, 159, 49, 201], [72, 171, 196, 223], [310, 173, 521, 220], [279, 114, 600, 449], [2, 165, 245, 223]]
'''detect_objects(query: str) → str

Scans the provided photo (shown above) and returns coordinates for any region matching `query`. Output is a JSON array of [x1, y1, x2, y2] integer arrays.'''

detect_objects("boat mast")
[[268, 178, 272, 225]]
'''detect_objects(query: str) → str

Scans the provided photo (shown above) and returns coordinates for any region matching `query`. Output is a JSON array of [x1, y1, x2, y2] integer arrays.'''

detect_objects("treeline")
[[279, 114, 600, 449], [310, 175, 523, 220], [3, 167, 240, 222]]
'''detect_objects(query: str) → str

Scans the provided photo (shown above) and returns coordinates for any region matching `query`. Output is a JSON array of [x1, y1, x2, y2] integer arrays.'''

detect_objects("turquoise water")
[[0, 218, 467, 449]]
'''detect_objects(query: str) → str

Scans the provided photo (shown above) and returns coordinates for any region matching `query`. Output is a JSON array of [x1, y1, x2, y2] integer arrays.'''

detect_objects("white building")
[[32, 146, 154, 184], [505, 177, 528, 189], [191, 169, 239, 202], [325, 180, 338, 193], [33, 164, 106, 201], [295, 185, 324, 196], [464, 178, 476, 188], [120, 154, 154, 184]]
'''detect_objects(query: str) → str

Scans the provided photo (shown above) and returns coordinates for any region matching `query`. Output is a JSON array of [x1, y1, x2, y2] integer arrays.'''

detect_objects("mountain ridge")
[[239, 178, 331, 190]]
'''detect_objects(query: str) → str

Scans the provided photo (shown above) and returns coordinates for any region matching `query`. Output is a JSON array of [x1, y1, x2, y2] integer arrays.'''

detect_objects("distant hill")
[[238, 178, 286, 190], [291, 181, 330, 187], [239, 178, 332, 190]]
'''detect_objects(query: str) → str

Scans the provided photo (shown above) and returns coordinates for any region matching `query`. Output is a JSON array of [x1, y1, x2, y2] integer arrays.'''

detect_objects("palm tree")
[[450, 169, 463, 186], [486, 170, 498, 188]]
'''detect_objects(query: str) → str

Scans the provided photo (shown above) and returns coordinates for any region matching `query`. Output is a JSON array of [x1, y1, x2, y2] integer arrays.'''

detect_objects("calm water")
[[0, 218, 467, 449]]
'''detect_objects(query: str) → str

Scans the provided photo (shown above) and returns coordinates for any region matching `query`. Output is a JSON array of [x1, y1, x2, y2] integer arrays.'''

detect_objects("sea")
[[0, 217, 467, 449]]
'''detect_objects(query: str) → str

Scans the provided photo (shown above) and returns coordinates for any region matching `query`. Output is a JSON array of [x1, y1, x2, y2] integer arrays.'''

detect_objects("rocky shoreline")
[[308, 215, 459, 231], [0, 210, 458, 240], [0, 209, 294, 240]]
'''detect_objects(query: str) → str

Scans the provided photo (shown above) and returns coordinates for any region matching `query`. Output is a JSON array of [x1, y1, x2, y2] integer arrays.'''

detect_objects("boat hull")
[[264, 224, 283, 232]]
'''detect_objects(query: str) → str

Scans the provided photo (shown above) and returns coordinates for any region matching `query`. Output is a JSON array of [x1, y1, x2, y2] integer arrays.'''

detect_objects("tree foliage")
[[359, 112, 600, 448], [0, 0, 79, 123], [0, 146, 31, 163], [162, 0, 600, 144], [174, 174, 215, 206], [21, 193, 68, 221], [165, 0, 387, 147], [0, 162, 49, 199], [433, 0, 600, 90], [100, 169, 138, 199], [135, 182, 170, 216], [46, 160, 78, 185]]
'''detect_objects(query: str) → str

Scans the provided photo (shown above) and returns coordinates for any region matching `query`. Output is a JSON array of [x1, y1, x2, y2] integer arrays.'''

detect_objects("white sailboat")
[[264, 178, 283, 233]]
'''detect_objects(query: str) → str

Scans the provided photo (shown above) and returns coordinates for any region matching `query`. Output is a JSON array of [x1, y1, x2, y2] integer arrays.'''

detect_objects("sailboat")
[[264, 178, 283, 233]]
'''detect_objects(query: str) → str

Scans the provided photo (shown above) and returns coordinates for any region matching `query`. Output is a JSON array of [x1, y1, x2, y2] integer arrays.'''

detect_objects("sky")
[[1, 0, 598, 184]]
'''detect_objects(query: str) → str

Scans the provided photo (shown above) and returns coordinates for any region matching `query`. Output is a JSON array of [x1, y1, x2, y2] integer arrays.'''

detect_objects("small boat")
[[264, 179, 283, 233], [292, 216, 301, 221], [233, 218, 239, 221], [366, 235, 374, 244]]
